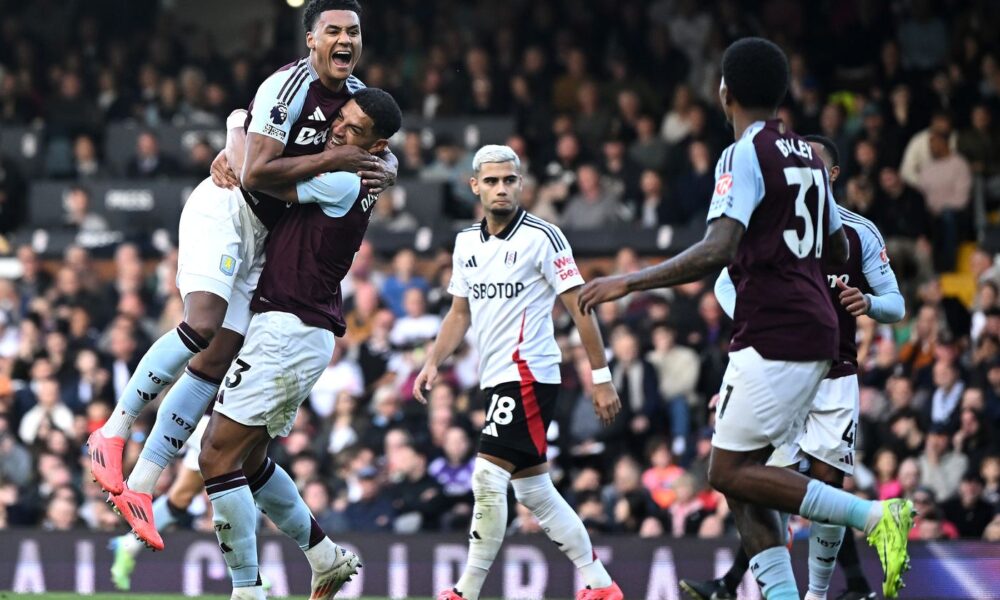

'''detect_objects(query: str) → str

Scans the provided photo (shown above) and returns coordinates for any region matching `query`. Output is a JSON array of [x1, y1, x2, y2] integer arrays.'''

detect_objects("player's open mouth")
[[332, 51, 352, 68]]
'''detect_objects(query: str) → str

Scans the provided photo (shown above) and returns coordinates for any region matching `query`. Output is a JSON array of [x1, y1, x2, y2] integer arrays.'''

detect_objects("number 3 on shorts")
[[225, 358, 251, 389]]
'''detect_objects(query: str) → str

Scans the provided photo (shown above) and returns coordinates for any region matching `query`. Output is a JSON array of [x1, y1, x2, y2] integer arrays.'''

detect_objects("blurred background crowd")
[[2, 0, 1000, 544]]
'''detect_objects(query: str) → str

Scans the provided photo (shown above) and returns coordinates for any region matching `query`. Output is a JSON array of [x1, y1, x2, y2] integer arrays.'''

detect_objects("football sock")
[[723, 545, 750, 593], [807, 522, 844, 599], [151, 495, 187, 532], [749, 546, 798, 600], [837, 530, 871, 592], [512, 473, 612, 589], [130, 368, 220, 494], [206, 471, 259, 588], [799, 479, 881, 534], [102, 323, 208, 439], [248, 457, 319, 551], [455, 458, 511, 600]]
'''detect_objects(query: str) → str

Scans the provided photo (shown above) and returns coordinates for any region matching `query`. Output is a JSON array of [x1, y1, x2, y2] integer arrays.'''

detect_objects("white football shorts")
[[181, 415, 211, 472], [712, 346, 830, 453], [213, 311, 335, 438], [768, 374, 860, 475], [176, 177, 267, 336]]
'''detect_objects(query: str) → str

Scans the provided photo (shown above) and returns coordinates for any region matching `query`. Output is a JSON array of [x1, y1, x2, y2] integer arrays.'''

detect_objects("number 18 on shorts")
[[477, 381, 559, 471]]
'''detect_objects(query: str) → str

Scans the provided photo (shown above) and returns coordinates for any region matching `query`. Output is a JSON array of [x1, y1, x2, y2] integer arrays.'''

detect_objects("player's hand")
[[360, 156, 397, 195], [211, 150, 240, 189], [592, 382, 621, 426], [578, 275, 629, 314], [836, 278, 870, 317], [708, 393, 720, 411], [322, 144, 375, 174], [413, 364, 438, 404]]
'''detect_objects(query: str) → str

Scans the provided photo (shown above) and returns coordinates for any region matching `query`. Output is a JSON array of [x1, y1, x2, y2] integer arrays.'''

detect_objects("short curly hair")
[[303, 0, 362, 31], [353, 88, 402, 139], [721, 37, 789, 111]]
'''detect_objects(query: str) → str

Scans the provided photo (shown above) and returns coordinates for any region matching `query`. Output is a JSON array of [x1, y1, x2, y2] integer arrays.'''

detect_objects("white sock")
[[117, 532, 145, 557], [126, 457, 164, 494], [807, 521, 844, 599], [101, 408, 138, 439], [303, 537, 337, 571], [455, 458, 511, 600], [512, 472, 612, 589]]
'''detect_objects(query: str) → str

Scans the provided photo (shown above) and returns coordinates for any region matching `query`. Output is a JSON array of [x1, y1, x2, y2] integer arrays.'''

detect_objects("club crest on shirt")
[[505, 251, 518, 266], [270, 101, 289, 125], [219, 255, 237, 276]]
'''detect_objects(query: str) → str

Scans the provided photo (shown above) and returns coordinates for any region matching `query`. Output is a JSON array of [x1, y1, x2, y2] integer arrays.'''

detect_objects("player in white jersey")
[[413, 145, 624, 600], [681, 136, 904, 600]]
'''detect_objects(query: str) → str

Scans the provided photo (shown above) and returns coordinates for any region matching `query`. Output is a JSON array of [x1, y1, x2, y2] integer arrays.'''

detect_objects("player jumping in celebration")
[[680, 136, 904, 600], [197, 88, 402, 600], [90, 0, 395, 551], [578, 38, 914, 599], [413, 145, 624, 600]]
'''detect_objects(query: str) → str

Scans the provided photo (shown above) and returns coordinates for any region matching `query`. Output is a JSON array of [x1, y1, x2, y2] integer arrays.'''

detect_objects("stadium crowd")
[[1, 0, 1000, 544]]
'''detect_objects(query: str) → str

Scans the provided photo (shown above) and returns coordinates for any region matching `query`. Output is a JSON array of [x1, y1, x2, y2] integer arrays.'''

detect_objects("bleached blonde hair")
[[472, 144, 521, 173]]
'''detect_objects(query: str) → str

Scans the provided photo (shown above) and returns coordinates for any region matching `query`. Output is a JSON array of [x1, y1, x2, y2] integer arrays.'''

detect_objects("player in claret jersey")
[[579, 38, 913, 599], [198, 88, 402, 600], [413, 145, 624, 600], [681, 136, 904, 600], [90, 0, 396, 552]]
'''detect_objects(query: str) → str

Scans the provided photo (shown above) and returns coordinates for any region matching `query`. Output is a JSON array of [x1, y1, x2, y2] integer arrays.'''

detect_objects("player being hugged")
[[414, 145, 624, 600], [196, 88, 402, 600]]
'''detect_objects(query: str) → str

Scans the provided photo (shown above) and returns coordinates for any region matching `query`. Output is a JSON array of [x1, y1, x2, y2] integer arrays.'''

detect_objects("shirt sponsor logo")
[[714, 173, 733, 197], [294, 126, 329, 146], [471, 282, 525, 299], [553, 256, 578, 280], [270, 101, 289, 125], [219, 254, 237, 276]]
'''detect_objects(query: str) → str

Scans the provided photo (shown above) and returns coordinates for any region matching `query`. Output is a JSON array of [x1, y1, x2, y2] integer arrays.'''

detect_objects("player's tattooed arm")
[[578, 217, 744, 313], [559, 287, 622, 425], [414, 296, 472, 403]]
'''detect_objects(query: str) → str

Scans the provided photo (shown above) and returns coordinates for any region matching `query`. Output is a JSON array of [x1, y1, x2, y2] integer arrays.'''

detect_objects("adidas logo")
[[482, 422, 498, 437], [220, 542, 233, 553], [308, 106, 325, 121], [465, 256, 478, 268], [127, 501, 149, 523], [92, 449, 106, 467], [817, 556, 836, 564], [136, 390, 159, 402], [164, 436, 183, 450]]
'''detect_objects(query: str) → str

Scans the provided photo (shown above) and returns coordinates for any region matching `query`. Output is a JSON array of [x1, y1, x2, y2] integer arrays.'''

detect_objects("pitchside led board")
[[1, 532, 997, 598]]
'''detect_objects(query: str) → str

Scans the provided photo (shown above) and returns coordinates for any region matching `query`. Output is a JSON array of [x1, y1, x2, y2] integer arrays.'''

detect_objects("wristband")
[[592, 366, 612, 385], [226, 110, 248, 130]]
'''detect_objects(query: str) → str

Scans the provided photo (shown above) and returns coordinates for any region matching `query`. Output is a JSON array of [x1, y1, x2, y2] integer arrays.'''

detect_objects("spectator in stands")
[[608, 328, 660, 455], [600, 137, 642, 215], [68, 134, 107, 180], [918, 131, 972, 270], [310, 344, 364, 419], [574, 81, 611, 154], [958, 104, 999, 181], [561, 164, 624, 229], [45, 72, 100, 142], [342, 465, 393, 532], [125, 131, 180, 178], [646, 322, 699, 454], [0, 142, 27, 234], [381, 249, 429, 318], [666, 140, 713, 226], [17, 378, 73, 445], [897, 0, 949, 71], [429, 425, 474, 519], [344, 281, 381, 348], [420, 135, 473, 217], [183, 138, 215, 178], [900, 112, 956, 188], [601, 455, 659, 534], [94, 68, 131, 123], [635, 170, 666, 228], [629, 115, 669, 172], [387, 444, 445, 532], [62, 186, 108, 234], [372, 186, 418, 232], [928, 359, 965, 432], [941, 471, 995, 538], [303, 479, 345, 535], [920, 424, 970, 501], [641, 437, 685, 510], [660, 85, 696, 145], [397, 131, 427, 178]]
